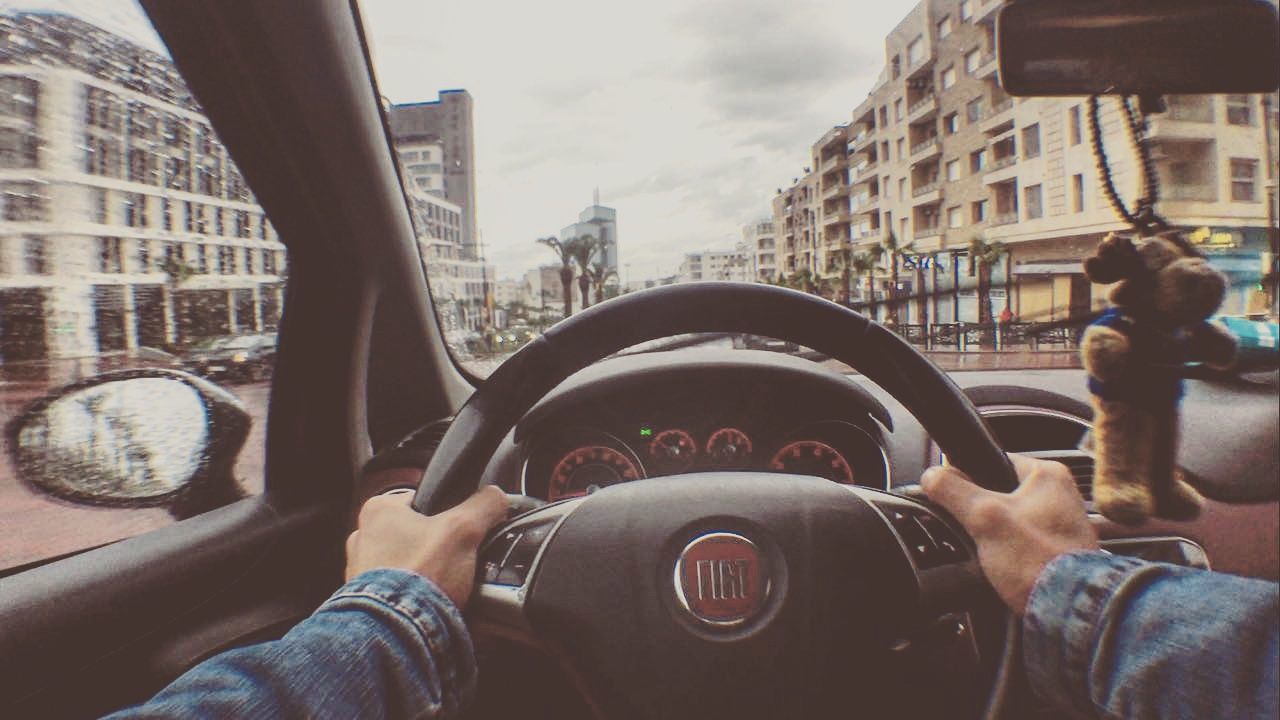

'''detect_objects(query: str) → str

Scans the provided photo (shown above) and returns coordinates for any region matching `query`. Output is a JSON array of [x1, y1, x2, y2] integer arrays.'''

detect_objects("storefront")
[[1182, 226, 1271, 316]]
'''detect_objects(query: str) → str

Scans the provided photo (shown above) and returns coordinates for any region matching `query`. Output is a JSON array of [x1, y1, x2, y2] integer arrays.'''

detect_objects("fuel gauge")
[[706, 427, 753, 468], [648, 429, 697, 474]]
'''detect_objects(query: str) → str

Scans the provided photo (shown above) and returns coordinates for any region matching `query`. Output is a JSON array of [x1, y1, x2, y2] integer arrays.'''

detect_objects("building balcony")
[[822, 210, 853, 226], [915, 225, 943, 239], [821, 152, 850, 173], [983, 157, 1018, 184], [850, 129, 876, 152], [990, 211, 1018, 226], [1161, 184, 1218, 202], [975, 53, 998, 78], [907, 94, 938, 123], [855, 228, 880, 241], [906, 53, 935, 82], [909, 136, 941, 163], [852, 194, 880, 212], [1147, 115, 1219, 140], [980, 99, 1014, 132], [817, 124, 850, 152], [822, 181, 849, 199], [854, 161, 879, 181], [976, 0, 1002, 23], [911, 181, 942, 204]]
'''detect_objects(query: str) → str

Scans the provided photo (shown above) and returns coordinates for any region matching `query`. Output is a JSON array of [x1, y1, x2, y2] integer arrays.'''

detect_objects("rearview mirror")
[[998, 0, 1280, 96], [6, 370, 250, 519]]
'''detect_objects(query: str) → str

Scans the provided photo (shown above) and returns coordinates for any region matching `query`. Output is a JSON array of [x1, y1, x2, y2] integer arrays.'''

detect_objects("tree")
[[585, 261, 617, 304], [849, 251, 879, 316], [568, 235, 599, 310], [872, 230, 913, 325], [826, 246, 853, 303], [969, 234, 1008, 333], [535, 235, 575, 318]]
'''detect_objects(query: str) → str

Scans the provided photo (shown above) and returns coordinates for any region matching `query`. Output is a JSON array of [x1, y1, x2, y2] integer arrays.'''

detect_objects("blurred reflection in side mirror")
[[7, 370, 251, 519]]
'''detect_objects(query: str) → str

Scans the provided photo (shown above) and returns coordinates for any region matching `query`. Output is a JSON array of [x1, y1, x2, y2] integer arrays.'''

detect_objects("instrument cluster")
[[526, 420, 888, 502]]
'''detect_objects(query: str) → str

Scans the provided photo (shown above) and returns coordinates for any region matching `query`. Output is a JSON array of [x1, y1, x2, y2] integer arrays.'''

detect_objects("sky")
[[17, 0, 915, 283]]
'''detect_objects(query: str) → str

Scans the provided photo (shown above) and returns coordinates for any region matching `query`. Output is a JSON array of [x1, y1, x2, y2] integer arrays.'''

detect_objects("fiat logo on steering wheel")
[[674, 532, 769, 628]]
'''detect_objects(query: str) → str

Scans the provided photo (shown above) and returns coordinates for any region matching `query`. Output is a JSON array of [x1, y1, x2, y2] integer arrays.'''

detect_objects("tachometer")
[[769, 440, 854, 484], [648, 429, 697, 474], [706, 427, 753, 467], [549, 446, 640, 501]]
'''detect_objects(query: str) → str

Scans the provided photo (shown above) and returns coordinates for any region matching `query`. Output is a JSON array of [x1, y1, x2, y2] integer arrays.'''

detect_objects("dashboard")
[[508, 352, 892, 501]]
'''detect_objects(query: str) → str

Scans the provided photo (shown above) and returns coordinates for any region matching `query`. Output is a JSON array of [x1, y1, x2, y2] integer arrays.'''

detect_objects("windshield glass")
[[361, 0, 1278, 379]]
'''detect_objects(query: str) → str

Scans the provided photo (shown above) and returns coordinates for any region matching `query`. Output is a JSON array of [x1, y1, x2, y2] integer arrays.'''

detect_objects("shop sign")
[[1187, 226, 1240, 249]]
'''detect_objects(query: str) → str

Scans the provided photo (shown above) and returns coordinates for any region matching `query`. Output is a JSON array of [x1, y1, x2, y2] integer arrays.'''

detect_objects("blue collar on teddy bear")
[[1086, 307, 1187, 406]]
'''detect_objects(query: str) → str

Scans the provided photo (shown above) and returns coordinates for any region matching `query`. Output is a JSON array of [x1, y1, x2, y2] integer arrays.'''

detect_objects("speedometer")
[[769, 440, 854, 484], [549, 446, 640, 501]]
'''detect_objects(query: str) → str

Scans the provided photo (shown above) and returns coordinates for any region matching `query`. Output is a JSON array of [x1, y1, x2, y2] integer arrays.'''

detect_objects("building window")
[[98, 237, 123, 273], [941, 66, 956, 90], [1069, 105, 1082, 146], [164, 156, 190, 191], [0, 76, 39, 121], [898, 178, 906, 198], [937, 16, 952, 39], [971, 199, 988, 223], [162, 199, 172, 231], [944, 113, 960, 134], [947, 206, 963, 228], [137, 239, 151, 272], [1022, 123, 1041, 158], [1230, 159, 1258, 201], [966, 97, 984, 123], [123, 193, 148, 228], [884, 176, 892, 199], [94, 188, 110, 224], [1072, 174, 1085, 212], [907, 36, 925, 66], [264, 249, 278, 275], [22, 236, 47, 274], [964, 49, 981, 74], [1226, 95, 1253, 125], [215, 207, 225, 237], [946, 158, 960, 181], [894, 98, 904, 122], [127, 148, 155, 184], [879, 106, 889, 127], [1, 182, 47, 221], [896, 137, 905, 161], [1024, 184, 1044, 219], [244, 247, 254, 274], [970, 149, 987, 173], [0, 127, 39, 168], [196, 244, 208, 273], [891, 56, 901, 80], [84, 86, 123, 132], [84, 135, 122, 177], [960, 0, 974, 20]]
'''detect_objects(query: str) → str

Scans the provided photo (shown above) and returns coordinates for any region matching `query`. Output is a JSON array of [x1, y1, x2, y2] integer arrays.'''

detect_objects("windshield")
[[361, 0, 1278, 379]]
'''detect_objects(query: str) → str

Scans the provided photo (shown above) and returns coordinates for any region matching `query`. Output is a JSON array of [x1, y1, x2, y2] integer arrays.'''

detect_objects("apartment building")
[[771, 169, 821, 280], [742, 218, 777, 282], [0, 12, 286, 363], [677, 247, 751, 284], [560, 198, 620, 277], [388, 91, 479, 258], [794, 0, 1275, 323]]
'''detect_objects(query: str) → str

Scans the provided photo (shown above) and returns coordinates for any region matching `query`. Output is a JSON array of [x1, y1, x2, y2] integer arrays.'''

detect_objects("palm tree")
[[826, 246, 853, 304], [568, 235, 599, 310], [969, 235, 1008, 345], [535, 235, 575, 318], [873, 230, 913, 325], [849, 251, 879, 316], [585, 261, 617, 304]]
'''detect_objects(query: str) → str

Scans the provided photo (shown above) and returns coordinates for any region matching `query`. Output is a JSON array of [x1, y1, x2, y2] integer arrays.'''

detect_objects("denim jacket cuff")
[[322, 568, 477, 710], [1021, 550, 1147, 716]]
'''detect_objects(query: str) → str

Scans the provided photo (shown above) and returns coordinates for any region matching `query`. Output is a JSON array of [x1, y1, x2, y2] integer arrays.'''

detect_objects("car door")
[[0, 1, 471, 716]]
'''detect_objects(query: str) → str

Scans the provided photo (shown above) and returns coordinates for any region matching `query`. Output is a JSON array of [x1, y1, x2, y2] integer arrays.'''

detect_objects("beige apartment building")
[[780, 0, 1276, 324], [742, 218, 777, 282]]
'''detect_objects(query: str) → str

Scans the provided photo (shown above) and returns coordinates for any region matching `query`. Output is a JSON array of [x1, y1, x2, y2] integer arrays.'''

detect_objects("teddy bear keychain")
[[1080, 231, 1237, 525]]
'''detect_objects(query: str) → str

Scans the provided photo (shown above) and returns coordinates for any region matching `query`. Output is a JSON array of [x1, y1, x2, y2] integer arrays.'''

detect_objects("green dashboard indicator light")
[[640, 426, 653, 437]]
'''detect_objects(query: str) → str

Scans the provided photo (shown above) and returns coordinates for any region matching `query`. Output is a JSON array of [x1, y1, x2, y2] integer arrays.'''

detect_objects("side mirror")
[[5, 369, 251, 519], [998, 0, 1280, 96]]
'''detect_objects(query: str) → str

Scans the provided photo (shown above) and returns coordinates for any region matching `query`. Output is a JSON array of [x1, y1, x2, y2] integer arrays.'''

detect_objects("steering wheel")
[[413, 283, 1019, 719]]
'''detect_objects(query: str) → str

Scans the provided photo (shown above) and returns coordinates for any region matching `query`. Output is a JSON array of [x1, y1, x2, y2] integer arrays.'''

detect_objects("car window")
[[361, 0, 1277, 380], [0, 2, 284, 572]]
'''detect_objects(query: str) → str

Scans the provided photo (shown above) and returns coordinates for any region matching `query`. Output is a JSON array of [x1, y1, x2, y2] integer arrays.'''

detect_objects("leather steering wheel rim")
[[414, 281, 1016, 515]]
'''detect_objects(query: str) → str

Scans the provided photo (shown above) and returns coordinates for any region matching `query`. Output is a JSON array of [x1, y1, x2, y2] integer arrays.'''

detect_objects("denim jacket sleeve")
[[105, 568, 476, 720], [1023, 551, 1279, 720]]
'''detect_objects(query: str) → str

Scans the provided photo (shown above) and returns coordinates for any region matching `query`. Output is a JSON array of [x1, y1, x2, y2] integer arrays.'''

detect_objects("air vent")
[[1022, 449, 1094, 503], [363, 417, 453, 475]]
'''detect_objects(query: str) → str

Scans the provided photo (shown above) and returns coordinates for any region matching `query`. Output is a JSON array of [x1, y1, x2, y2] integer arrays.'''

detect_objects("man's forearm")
[[1023, 551, 1279, 719], [107, 569, 476, 719]]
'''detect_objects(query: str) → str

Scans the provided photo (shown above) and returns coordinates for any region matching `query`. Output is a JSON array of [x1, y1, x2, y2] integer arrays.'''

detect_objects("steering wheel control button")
[[874, 503, 968, 570], [480, 519, 557, 587], [674, 532, 770, 628]]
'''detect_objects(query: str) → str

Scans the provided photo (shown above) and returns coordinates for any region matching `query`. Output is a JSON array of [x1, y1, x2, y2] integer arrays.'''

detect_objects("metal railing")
[[910, 136, 940, 157], [990, 211, 1018, 226], [987, 155, 1016, 172], [911, 181, 941, 197]]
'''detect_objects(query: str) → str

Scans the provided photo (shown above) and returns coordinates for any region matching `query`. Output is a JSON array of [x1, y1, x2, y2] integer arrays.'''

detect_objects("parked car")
[[180, 334, 277, 383], [1215, 315, 1280, 373]]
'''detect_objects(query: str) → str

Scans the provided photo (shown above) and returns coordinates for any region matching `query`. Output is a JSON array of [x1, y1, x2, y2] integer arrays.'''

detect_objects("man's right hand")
[[921, 454, 1100, 614]]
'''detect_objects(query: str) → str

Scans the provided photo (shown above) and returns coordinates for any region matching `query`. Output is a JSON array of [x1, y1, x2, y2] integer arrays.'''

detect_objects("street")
[[0, 377, 270, 571]]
